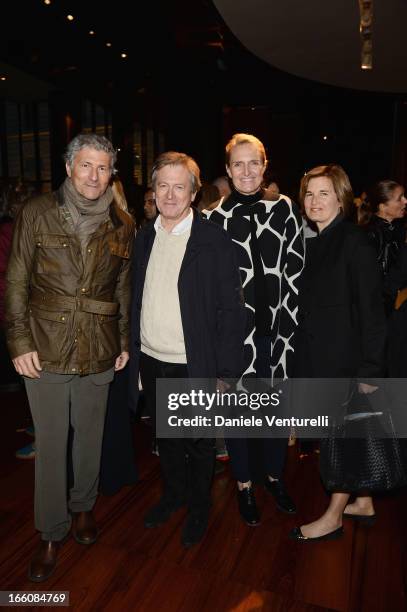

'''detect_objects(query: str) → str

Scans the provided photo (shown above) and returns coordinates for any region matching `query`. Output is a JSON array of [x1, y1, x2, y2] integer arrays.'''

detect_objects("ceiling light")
[[323, 135, 328, 141], [0, 76, 6, 81], [44, 0, 51, 5], [89, 30, 95, 35], [67, 14, 74, 21], [106, 42, 112, 47], [121, 53, 127, 58]]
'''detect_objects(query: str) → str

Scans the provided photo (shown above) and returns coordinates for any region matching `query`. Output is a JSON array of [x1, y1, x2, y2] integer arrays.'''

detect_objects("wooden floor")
[[1, 389, 406, 612]]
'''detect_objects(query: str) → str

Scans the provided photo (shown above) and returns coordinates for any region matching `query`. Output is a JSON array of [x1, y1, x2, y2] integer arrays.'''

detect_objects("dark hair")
[[359, 180, 403, 225], [299, 164, 354, 217], [194, 183, 221, 212]]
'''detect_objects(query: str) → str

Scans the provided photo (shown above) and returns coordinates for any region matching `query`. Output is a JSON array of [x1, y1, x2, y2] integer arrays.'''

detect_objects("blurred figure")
[[143, 188, 157, 223], [354, 190, 367, 208], [195, 183, 220, 212], [0, 181, 33, 391], [361, 180, 407, 310], [99, 178, 138, 495], [112, 177, 129, 212], [360, 180, 407, 376], [264, 180, 280, 200], [212, 175, 231, 199]]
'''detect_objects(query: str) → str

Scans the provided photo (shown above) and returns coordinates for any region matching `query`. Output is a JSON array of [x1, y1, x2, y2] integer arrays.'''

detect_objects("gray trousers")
[[24, 369, 114, 541]]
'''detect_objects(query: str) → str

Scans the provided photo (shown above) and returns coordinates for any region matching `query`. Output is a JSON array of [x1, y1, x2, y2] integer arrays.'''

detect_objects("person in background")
[[99, 176, 138, 496], [212, 175, 231, 200], [142, 188, 157, 224], [264, 180, 280, 200], [360, 180, 407, 377], [361, 180, 407, 313], [112, 177, 129, 213], [194, 183, 220, 212]]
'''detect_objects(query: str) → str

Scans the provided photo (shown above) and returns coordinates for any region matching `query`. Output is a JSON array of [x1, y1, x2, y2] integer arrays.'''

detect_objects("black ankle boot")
[[237, 487, 260, 526], [264, 479, 296, 514]]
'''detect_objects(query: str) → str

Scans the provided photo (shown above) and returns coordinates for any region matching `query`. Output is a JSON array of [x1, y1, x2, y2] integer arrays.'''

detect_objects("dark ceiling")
[[1, 0, 243, 101]]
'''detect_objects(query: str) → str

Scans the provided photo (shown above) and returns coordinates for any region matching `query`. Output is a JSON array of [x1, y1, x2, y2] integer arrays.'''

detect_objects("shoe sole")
[[343, 513, 376, 527], [276, 503, 297, 515], [28, 567, 56, 583], [289, 527, 344, 542], [72, 533, 98, 545], [240, 516, 261, 527]]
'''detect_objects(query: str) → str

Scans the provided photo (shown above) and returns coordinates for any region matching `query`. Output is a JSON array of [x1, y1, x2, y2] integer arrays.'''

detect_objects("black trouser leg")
[[186, 438, 215, 516], [225, 437, 251, 482], [140, 353, 185, 501], [263, 437, 288, 479], [156, 437, 188, 504]]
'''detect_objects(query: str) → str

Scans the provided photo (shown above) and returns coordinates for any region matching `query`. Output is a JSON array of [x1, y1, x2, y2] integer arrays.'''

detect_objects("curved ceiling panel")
[[214, 0, 407, 92]]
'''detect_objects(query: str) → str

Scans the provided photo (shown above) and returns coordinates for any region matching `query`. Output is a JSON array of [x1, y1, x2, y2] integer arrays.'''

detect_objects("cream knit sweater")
[[140, 213, 192, 363]]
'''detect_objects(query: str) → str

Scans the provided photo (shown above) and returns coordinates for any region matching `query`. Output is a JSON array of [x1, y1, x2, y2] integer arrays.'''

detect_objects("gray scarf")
[[62, 177, 113, 250]]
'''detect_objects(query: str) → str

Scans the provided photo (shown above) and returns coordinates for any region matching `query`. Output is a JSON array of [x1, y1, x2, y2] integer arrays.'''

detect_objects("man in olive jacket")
[[5, 133, 134, 582]]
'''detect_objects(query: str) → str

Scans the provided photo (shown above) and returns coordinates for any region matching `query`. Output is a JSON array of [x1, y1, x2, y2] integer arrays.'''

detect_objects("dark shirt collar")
[[318, 212, 344, 236]]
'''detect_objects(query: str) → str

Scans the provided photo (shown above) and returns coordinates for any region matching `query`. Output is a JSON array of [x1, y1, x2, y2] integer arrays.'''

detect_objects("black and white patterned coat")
[[205, 194, 304, 381]]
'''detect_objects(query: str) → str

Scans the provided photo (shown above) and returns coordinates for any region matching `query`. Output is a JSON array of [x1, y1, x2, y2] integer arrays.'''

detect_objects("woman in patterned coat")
[[205, 133, 304, 525]]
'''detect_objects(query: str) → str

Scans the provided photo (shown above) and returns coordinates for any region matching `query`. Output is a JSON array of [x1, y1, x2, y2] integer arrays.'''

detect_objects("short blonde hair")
[[225, 133, 267, 166]]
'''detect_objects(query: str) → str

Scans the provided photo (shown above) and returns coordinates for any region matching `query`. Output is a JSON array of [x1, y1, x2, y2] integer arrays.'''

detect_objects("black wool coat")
[[295, 217, 386, 379], [128, 210, 247, 407]]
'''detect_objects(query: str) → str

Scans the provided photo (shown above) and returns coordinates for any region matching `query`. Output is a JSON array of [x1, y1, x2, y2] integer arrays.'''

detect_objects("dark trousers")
[[140, 352, 215, 517], [226, 335, 288, 483]]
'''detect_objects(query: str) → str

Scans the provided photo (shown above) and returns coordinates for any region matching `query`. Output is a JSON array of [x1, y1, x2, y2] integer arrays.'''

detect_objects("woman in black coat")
[[290, 164, 387, 542], [360, 180, 407, 376], [361, 180, 407, 315]]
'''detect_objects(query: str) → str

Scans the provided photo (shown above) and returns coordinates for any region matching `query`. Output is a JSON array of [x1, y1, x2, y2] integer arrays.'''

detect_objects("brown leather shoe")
[[28, 540, 60, 582], [72, 511, 98, 545]]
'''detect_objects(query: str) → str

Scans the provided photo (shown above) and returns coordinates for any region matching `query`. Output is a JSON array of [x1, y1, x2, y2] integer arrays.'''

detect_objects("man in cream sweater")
[[130, 151, 246, 547]]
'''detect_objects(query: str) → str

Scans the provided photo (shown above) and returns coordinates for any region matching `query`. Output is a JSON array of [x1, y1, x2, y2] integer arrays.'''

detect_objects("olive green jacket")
[[5, 188, 134, 375]]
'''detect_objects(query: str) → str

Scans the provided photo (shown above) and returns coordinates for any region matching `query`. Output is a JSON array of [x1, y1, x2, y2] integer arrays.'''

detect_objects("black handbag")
[[320, 383, 407, 492]]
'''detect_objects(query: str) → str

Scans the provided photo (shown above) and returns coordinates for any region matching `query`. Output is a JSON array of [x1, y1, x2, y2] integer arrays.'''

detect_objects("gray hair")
[[64, 133, 117, 173], [151, 151, 202, 193]]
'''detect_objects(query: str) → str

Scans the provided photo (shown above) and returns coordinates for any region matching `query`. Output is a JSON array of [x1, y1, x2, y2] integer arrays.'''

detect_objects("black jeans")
[[226, 336, 288, 483], [140, 352, 215, 517]]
